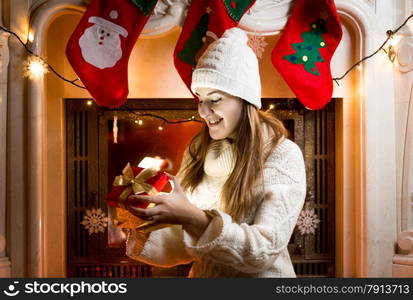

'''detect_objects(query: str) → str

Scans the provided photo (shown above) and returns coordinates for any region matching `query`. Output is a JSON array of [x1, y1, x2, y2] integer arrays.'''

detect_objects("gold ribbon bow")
[[112, 164, 173, 233], [113, 163, 159, 207]]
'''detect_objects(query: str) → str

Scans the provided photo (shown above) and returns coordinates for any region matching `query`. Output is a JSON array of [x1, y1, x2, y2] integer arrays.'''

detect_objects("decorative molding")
[[0, 257, 11, 277], [142, 0, 295, 37], [30, 0, 50, 12], [0, 32, 10, 79], [401, 85, 413, 231], [396, 37, 413, 73], [397, 231, 413, 254], [142, 0, 382, 37], [30, 0, 87, 15], [0, 235, 4, 254], [239, 0, 293, 35], [364, 0, 376, 11], [393, 254, 413, 269], [142, 0, 189, 36], [27, 0, 87, 278], [393, 254, 413, 264], [152, 0, 191, 17], [26, 0, 381, 38]]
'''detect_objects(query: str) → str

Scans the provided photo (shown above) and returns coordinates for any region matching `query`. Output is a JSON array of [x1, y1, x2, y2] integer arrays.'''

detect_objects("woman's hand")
[[126, 173, 211, 238]]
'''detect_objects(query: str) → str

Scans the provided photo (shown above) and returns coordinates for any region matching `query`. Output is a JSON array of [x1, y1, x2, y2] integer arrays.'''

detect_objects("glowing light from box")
[[138, 157, 167, 171]]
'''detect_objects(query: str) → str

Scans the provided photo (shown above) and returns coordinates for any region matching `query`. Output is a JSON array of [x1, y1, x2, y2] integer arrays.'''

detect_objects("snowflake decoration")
[[296, 208, 321, 235], [81, 208, 109, 235], [247, 34, 268, 59]]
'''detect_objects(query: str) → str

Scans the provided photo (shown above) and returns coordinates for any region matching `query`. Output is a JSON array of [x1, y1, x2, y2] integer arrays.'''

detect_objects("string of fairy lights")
[[332, 13, 413, 85], [0, 12, 412, 136]]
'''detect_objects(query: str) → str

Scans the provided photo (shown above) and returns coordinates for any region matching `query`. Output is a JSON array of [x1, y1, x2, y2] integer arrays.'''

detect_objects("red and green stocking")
[[66, 0, 158, 108], [272, 0, 342, 110], [174, 0, 256, 94]]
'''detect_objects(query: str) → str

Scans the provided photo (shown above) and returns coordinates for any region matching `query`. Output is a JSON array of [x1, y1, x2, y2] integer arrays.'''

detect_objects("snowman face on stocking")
[[79, 14, 128, 70]]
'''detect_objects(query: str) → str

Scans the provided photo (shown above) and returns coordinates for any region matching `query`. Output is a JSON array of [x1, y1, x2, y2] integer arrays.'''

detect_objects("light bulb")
[[24, 56, 48, 79], [86, 100, 93, 106], [28, 31, 34, 43], [389, 34, 401, 47]]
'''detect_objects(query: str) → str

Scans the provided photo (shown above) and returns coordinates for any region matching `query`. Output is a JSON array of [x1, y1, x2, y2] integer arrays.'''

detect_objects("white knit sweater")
[[126, 134, 306, 277]]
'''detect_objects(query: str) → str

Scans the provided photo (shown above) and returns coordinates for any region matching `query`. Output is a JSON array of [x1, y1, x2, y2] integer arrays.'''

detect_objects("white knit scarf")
[[203, 139, 235, 178], [203, 124, 276, 179]]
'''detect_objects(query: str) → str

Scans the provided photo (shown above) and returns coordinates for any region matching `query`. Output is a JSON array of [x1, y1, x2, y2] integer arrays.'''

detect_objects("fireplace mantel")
[[2, 0, 410, 277]]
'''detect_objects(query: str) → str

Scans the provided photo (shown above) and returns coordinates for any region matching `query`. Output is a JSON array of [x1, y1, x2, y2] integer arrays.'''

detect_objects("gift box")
[[106, 162, 171, 232], [106, 162, 168, 209]]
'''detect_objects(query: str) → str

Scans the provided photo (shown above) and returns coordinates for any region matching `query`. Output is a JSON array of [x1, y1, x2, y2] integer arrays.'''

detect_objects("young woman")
[[125, 27, 307, 277]]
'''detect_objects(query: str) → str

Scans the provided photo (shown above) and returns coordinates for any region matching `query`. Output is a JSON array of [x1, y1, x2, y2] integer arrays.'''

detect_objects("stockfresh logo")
[[3, 281, 20, 297]]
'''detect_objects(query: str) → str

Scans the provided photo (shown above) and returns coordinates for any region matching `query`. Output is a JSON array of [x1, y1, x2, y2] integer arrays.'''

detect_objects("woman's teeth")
[[208, 118, 223, 126]]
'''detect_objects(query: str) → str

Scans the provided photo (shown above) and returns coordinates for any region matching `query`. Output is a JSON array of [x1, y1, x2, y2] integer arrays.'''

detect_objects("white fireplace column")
[[393, 0, 413, 276], [0, 1, 11, 277]]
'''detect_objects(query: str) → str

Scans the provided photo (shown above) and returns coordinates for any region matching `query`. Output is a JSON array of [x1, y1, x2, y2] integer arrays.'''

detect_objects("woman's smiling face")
[[196, 87, 243, 140]]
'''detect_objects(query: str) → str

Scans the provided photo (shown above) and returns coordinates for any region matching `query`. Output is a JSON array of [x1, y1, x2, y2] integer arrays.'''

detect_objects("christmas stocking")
[[272, 0, 342, 110], [174, 0, 256, 93], [66, 0, 158, 108]]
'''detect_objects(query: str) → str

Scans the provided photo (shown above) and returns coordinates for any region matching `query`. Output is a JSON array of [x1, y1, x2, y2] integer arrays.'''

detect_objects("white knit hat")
[[191, 27, 262, 109]]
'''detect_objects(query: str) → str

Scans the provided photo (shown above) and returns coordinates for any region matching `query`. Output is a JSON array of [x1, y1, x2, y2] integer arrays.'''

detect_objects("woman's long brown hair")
[[180, 101, 288, 222]]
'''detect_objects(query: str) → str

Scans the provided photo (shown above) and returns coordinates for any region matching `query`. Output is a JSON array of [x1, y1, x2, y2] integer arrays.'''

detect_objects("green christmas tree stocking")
[[272, 0, 342, 110], [174, 0, 256, 94]]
